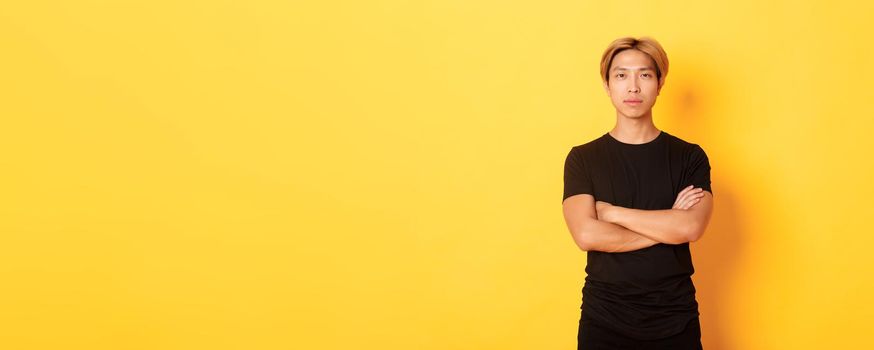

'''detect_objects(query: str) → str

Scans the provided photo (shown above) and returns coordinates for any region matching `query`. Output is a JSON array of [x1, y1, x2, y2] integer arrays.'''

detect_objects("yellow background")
[[1, 1, 872, 349]]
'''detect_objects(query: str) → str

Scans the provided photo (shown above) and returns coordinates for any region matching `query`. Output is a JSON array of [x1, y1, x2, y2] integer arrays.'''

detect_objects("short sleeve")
[[687, 144, 713, 195], [563, 147, 594, 202]]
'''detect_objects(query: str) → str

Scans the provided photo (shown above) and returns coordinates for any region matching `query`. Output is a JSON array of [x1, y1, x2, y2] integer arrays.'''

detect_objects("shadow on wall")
[[664, 65, 747, 350], [691, 187, 746, 350]]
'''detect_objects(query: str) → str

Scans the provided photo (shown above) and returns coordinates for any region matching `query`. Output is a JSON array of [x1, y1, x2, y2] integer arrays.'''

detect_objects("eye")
[[616, 73, 625, 78], [642, 73, 651, 78]]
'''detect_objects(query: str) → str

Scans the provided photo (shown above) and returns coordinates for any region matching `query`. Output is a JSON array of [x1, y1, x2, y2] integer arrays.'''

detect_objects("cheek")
[[645, 82, 660, 92]]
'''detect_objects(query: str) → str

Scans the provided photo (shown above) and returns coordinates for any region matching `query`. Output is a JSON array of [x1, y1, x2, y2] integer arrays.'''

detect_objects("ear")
[[603, 80, 610, 95], [657, 78, 665, 95]]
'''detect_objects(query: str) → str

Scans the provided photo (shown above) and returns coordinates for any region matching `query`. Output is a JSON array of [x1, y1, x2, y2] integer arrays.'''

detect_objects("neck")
[[609, 110, 659, 144]]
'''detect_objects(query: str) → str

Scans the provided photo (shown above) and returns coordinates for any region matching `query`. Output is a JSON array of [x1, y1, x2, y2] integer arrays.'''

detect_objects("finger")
[[684, 198, 701, 209], [676, 186, 698, 201], [678, 188, 703, 203], [679, 185, 694, 196], [674, 186, 694, 206], [678, 194, 702, 209], [686, 192, 704, 201], [673, 196, 687, 208], [682, 200, 692, 210], [674, 186, 702, 209], [675, 190, 694, 206]]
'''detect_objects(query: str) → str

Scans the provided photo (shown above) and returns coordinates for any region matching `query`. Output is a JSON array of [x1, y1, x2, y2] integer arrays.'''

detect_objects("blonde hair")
[[600, 36, 669, 86]]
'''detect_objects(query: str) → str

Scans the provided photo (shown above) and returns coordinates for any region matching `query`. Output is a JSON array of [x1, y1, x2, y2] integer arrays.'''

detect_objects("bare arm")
[[597, 186, 714, 244], [562, 194, 659, 253]]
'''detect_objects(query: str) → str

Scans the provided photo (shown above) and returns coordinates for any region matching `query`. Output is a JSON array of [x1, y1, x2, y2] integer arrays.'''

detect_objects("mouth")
[[623, 99, 643, 105]]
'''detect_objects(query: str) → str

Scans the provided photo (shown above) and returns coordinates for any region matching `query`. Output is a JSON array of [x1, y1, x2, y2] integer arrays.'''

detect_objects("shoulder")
[[569, 134, 607, 156], [662, 131, 709, 157]]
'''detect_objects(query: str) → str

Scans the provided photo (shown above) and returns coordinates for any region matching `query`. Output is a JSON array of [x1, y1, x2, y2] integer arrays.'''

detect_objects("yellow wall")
[[2, 1, 872, 349]]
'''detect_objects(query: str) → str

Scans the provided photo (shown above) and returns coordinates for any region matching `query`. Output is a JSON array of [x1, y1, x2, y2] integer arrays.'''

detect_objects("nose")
[[628, 77, 640, 93]]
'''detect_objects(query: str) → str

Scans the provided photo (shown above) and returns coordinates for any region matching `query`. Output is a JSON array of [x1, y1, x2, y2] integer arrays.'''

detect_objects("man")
[[562, 37, 714, 349]]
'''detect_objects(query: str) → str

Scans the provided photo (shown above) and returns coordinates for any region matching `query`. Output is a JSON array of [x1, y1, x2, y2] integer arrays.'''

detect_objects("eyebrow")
[[611, 66, 655, 71]]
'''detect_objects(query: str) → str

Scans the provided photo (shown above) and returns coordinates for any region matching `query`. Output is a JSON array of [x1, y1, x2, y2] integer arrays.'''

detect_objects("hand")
[[673, 185, 705, 210], [595, 200, 614, 221]]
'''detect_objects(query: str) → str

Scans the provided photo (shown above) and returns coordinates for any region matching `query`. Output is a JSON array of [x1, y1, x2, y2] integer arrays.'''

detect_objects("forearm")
[[603, 207, 693, 244], [577, 219, 660, 253]]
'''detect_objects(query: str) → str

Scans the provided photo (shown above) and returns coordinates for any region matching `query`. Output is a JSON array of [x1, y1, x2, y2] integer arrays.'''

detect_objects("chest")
[[586, 146, 686, 210]]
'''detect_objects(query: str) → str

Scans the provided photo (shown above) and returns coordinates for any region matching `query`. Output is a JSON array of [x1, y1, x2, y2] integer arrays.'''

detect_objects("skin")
[[603, 48, 663, 143], [561, 49, 714, 251]]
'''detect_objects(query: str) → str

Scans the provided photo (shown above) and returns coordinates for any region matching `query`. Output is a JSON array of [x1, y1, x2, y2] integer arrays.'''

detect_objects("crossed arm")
[[562, 186, 713, 252]]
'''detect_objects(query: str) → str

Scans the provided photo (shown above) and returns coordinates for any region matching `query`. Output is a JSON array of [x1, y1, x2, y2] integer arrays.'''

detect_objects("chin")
[[621, 111, 645, 119]]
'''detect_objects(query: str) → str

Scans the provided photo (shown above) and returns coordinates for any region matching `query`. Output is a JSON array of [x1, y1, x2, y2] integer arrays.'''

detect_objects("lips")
[[623, 99, 643, 105]]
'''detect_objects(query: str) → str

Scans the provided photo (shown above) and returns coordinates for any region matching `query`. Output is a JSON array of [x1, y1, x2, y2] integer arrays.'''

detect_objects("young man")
[[562, 37, 714, 349]]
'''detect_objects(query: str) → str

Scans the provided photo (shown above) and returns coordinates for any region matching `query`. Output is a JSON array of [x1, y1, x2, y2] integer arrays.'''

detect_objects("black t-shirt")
[[562, 130, 712, 340]]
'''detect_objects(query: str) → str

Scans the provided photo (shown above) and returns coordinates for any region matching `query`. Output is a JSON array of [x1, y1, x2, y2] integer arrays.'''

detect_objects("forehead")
[[610, 49, 656, 71]]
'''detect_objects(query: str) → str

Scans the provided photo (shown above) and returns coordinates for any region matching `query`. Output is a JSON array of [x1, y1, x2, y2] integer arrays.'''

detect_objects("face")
[[603, 49, 663, 119]]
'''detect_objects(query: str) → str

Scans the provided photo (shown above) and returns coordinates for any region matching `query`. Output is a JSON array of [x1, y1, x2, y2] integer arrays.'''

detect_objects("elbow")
[[660, 224, 701, 245], [572, 221, 596, 252], [683, 222, 705, 243], [661, 232, 689, 245], [574, 231, 594, 251]]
